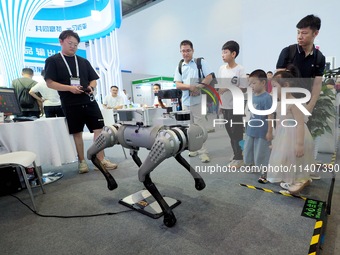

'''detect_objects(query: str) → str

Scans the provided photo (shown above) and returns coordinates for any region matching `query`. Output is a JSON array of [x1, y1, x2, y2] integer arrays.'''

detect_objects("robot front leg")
[[175, 154, 206, 191], [91, 155, 118, 190], [143, 174, 176, 227], [138, 133, 180, 227], [87, 125, 120, 190]]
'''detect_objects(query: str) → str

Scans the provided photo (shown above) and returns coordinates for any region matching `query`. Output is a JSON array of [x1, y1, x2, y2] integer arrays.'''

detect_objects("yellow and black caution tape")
[[239, 183, 307, 200], [330, 153, 336, 165], [240, 183, 325, 254], [308, 220, 323, 255]]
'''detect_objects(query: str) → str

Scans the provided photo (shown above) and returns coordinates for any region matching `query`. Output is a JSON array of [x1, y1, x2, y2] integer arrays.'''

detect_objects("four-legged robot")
[[87, 122, 207, 227]]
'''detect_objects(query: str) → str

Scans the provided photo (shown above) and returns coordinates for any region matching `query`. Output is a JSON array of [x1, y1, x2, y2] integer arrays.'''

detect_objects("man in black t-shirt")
[[276, 14, 326, 113], [276, 15, 326, 181], [44, 30, 118, 174]]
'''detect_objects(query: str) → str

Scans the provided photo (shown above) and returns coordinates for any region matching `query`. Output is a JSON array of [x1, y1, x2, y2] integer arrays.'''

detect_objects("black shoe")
[[258, 177, 268, 184]]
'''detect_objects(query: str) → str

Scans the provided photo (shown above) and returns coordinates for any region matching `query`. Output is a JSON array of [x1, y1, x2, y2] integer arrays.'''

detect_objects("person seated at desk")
[[103, 86, 124, 110], [153, 83, 172, 108]]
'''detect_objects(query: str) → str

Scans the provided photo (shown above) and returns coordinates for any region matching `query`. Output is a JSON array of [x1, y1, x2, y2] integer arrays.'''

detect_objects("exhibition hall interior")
[[1, 0, 340, 254]]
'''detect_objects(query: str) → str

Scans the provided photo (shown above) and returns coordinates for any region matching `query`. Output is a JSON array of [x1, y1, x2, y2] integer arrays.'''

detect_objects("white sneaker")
[[78, 160, 89, 174], [280, 182, 291, 190], [199, 153, 210, 163], [310, 173, 321, 180], [288, 180, 311, 194], [228, 160, 244, 168], [188, 151, 198, 157], [101, 159, 118, 171]]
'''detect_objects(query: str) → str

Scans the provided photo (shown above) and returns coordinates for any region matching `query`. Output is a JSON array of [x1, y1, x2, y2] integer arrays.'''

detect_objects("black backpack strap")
[[315, 49, 322, 64], [178, 59, 184, 75], [18, 79, 25, 90], [311, 48, 324, 78], [288, 44, 297, 65], [178, 57, 205, 79], [195, 57, 205, 79]]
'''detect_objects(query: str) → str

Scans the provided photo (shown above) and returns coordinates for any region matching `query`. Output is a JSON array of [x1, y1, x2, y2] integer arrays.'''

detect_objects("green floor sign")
[[301, 198, 325, 220]]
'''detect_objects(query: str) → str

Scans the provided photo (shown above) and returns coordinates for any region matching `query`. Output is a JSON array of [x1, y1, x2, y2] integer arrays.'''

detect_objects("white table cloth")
[[0, 117, 77, 166]]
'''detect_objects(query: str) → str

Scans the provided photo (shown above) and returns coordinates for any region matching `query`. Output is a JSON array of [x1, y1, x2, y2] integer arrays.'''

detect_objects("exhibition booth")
[[0, 1, 340, 255]]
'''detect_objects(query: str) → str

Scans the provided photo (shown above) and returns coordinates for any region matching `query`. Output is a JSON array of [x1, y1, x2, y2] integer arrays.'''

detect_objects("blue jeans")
[[243, 135, 271, 174]]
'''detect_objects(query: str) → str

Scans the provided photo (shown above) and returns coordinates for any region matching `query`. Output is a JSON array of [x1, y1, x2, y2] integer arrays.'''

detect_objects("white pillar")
[[87, 30, 123, 103], [0, 0, 51, 87]]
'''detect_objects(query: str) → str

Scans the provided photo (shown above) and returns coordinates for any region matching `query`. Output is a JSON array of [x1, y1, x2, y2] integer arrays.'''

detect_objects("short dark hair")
[[110, 85, 119, 90], [222, 40, 240, 58], [267, 71, 273, 75], [59, 30, 80, 43], [180, 40, 193, 49], [249, 69, 267, 83], [285, 64, 301, 78], [296, 14, 321, 31], [153, 83, 161, 89], [273, 70, 297, 88], [22, 68, 34, 76]]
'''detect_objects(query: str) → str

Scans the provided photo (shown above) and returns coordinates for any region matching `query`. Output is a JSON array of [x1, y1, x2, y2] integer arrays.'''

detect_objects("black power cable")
[[10, 194, 134, 219]]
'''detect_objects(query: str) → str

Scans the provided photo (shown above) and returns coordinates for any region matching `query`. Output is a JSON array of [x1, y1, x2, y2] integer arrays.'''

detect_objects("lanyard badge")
[[70, 77, 80, 86], [61, 53, 94, 102]]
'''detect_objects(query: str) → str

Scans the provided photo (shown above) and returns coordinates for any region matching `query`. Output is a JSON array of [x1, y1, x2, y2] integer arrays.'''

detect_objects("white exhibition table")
[[0, 117, 77, 167]]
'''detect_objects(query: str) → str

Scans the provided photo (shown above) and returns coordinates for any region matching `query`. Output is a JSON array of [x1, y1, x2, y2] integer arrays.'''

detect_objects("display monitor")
[[0, 87, 22, 115]]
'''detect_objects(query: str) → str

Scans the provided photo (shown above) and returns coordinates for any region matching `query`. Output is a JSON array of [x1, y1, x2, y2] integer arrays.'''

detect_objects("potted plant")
[[307, 83, 336, 139], [307, 82, 336, 158]]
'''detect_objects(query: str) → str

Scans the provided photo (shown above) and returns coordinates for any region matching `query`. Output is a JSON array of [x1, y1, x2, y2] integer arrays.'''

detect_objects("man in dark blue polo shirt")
[[276, 14, 326, 113]]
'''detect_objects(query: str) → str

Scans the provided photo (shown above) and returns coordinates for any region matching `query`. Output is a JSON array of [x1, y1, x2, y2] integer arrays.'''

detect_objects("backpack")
[[178, 57, 217, 103], [18, 81, 36, 108], [178, 57, 205, 79]]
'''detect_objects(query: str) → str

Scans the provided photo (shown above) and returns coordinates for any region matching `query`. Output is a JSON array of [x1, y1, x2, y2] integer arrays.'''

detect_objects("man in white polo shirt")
[[103, 85, 124, 110]]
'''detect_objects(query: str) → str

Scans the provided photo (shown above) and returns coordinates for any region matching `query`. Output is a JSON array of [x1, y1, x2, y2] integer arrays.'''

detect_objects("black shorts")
[[63, 102, 104, 134]]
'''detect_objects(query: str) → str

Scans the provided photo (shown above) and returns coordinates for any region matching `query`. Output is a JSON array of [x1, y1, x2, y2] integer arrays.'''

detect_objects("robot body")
[[87, 116, 207, 227]]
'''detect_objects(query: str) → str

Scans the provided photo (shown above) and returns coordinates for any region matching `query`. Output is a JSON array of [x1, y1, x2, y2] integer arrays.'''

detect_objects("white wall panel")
[[118, 0, 340, 76]]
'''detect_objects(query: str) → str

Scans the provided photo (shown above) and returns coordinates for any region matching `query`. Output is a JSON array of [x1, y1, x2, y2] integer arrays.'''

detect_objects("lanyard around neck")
[[60, 53, 79, 78]]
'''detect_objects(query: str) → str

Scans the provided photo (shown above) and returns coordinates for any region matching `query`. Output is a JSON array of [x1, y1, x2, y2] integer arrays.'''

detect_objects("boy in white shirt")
[[217, 41, 248, 168]]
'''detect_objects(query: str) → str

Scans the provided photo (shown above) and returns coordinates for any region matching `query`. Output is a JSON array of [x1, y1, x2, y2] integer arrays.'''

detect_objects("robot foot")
[[163, 212, 177, 227], [106, 175, 118, 190], [194, 178, 206, 191], [92, 156, 118, 190]]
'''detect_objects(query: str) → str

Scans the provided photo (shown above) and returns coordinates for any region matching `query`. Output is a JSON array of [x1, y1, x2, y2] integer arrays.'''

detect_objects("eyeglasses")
[[180, 49, 192, 53], [67, 41, 78, 47]]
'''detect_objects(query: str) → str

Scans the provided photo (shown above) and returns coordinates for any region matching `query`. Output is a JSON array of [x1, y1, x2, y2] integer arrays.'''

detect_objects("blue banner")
[[24, 42, 86, 63]]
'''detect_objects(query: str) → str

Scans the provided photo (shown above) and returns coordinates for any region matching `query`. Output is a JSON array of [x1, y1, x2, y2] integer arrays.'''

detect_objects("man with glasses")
[[174, 40, 213, 163], [44, 30, 118, 174]]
